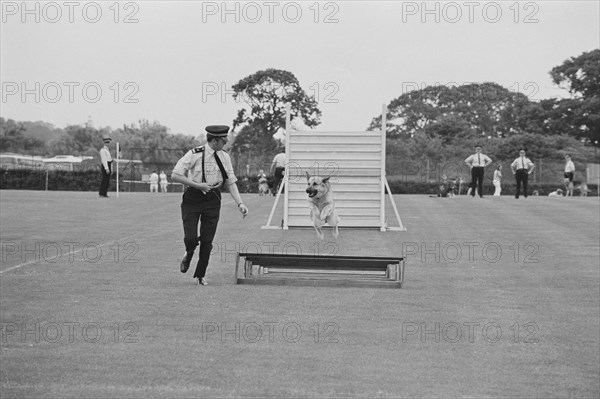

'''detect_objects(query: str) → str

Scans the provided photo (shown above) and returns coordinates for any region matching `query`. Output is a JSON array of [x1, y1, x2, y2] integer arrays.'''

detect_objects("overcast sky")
[[1, 0, 599, 136]]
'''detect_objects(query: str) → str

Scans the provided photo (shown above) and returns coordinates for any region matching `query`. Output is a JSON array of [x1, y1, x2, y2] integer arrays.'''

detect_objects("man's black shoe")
[[196, 277, 207, 286], [180, 252, 193, 273]]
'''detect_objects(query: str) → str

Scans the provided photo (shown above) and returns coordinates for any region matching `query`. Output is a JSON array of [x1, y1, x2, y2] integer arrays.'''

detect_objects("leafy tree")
[[115, 120, 199, 164], [22, 121, 63, 145], [550, 49, 600, 98], [407, 132, 445, 163], [230, 121, 282, 175], [492, 133, 594, 161], [368, 82, 531, 141], [231, 68, 322, 139], [549, 49, 600, 143], [423, 115, 474, 144], [0, 118, 27, 152], [0, 118, 47, 155]]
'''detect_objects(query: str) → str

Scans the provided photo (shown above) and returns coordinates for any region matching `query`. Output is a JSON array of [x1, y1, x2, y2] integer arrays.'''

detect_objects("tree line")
[[1, 49, 598, 173]]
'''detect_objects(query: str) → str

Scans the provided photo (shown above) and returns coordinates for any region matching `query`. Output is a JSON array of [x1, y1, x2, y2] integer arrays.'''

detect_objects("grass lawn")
[[1, 190, 599, 398]]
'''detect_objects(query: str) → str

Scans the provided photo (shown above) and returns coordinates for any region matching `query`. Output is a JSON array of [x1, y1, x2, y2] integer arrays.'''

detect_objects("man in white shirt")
[[510, 148, 536, 199], [564, 154, 575, 182], [270, 151, 286, 196], [464, 144, 492, 198], [171, 125, 249, 286], [149, 171, 159, 193], [98, 137, 113, 198]]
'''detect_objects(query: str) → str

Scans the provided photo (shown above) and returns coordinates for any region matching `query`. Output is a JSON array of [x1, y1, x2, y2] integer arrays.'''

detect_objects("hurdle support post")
[[283, 103, 291, 230], [380, 104, 387, 231]]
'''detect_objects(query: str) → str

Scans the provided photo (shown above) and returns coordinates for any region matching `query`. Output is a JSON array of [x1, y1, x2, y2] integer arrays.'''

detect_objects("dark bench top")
[[238, 252, 403, 270]]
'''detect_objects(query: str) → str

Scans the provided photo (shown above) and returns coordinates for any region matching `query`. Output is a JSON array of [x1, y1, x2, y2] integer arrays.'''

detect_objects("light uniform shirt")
[[465, 153, 492, 167], [149, 173, 159, 184], [511, 156, 534, 171], [159, 172, 168, 185], [100, 146, 112, 170], [272, 153, 286, 168], [565, 160, 575, 173], [172, 145, 237, 187]]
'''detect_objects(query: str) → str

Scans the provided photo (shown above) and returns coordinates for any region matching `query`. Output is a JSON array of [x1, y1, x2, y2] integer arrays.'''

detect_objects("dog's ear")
[[306, 171, 311, 183], [322, 176, 330, 184]]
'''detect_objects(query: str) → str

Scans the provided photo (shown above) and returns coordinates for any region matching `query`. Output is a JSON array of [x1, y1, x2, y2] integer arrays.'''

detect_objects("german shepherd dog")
[[305, 172, 340, 239], [576, 182, 591, 197], [564, 178, 574, 197]]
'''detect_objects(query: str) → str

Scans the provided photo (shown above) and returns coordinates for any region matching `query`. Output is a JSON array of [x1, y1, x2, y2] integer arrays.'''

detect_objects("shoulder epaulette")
[[192, 146, 205, 154]]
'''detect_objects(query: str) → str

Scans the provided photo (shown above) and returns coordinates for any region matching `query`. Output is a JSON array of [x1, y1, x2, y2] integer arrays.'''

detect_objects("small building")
[[41, 155, 94, 171]]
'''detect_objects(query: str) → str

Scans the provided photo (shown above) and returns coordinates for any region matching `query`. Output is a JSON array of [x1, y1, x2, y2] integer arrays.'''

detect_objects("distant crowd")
[[436, 145, 592, 198]]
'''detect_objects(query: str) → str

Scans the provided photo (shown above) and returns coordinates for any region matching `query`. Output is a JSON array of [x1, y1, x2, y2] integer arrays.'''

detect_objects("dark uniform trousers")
[[274, 166, 285, 193], [515, 169, 529, 198], [470, 166, 484, 197], [564, 172, 574, 182], [181, 187, 221, 279], [99, 162, 112, 196]]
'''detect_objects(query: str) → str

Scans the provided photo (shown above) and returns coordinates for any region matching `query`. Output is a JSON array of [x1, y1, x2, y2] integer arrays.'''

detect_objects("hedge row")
[[1, 169, 597, 196], [386, 179, 598, 196], [0, 169, 103, 191]]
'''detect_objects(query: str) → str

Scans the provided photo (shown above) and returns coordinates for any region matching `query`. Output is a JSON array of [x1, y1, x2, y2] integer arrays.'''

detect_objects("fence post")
[[45, 169, 49, 191], [116, 142, 120, 198]]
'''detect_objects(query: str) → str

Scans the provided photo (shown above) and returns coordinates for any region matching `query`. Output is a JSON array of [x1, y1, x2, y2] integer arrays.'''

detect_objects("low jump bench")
[[235, 252, 405, 288]]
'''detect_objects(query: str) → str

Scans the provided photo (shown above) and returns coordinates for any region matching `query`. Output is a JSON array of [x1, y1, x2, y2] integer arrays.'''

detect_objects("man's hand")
[[238, 204, 249, 218], [196, 182, 212, 194]]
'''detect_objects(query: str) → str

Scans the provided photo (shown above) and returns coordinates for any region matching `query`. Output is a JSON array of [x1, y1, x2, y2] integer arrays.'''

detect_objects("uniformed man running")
[[171, 125, 249, 285]]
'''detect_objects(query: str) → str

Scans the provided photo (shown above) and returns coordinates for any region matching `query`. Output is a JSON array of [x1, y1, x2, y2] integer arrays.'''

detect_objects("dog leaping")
[[306, 172, 341, 239]]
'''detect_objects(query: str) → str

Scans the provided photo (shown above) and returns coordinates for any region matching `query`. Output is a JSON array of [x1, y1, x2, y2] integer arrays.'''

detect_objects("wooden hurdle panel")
[[235, 252, 405, 288], [285, 131, 385, 228], [262, 104, 405, 231]]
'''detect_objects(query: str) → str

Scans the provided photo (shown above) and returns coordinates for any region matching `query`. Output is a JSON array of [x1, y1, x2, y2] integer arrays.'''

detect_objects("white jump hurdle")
[[263, 104, 406, 231]]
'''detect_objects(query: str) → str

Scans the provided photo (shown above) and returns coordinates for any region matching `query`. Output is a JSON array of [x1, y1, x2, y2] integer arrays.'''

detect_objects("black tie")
[[213, 152, 229, 181], [521, 156, 524, 170], [201, 149, 228, 183], [478, 154, 481, 165]]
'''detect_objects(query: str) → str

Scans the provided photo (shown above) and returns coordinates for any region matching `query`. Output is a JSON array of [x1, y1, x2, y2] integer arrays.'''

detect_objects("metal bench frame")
[[235, 252, 405, 289]]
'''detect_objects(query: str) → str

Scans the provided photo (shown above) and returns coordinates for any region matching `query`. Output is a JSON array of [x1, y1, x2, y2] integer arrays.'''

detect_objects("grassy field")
[[1, 190, 599, 398]]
